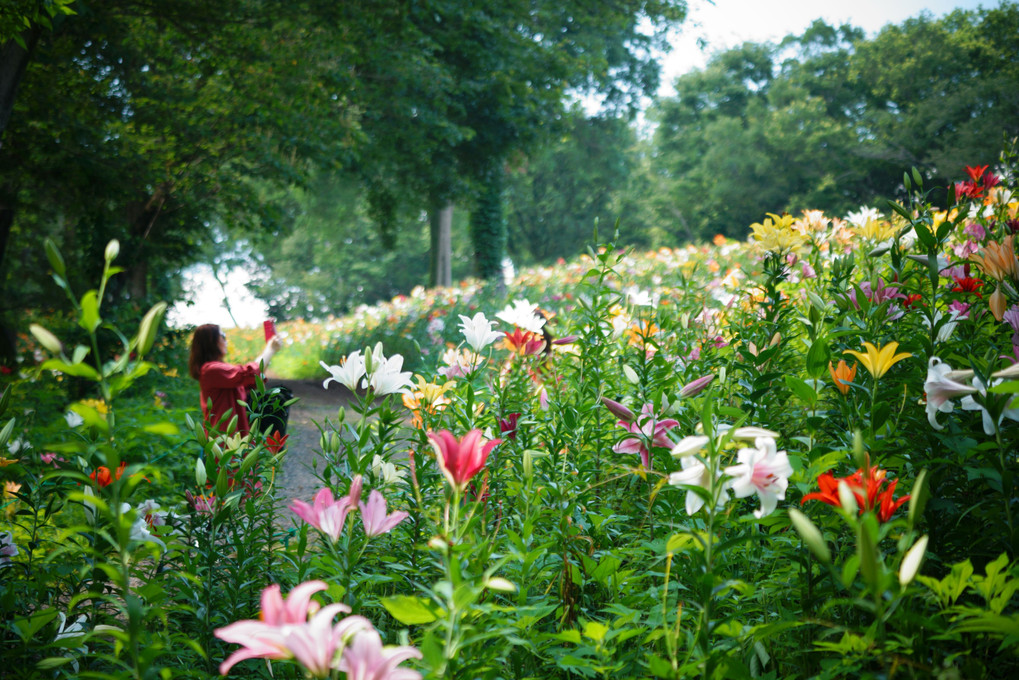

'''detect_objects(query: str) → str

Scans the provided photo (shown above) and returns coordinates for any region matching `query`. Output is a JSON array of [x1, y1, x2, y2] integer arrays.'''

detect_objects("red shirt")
[[199, 361, 261, 436]]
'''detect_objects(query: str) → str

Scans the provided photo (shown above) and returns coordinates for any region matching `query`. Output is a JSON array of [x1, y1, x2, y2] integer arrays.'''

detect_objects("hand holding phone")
[[263, 319, 277, 341]]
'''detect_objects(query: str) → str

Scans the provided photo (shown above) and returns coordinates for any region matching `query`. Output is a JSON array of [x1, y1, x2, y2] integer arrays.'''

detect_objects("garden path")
[[266, 378, 352, 510]]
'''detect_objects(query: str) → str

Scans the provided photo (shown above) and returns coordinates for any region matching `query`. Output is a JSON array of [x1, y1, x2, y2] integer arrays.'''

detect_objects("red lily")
[[265, 431, 289, 454], [952, 275, 984, 298], [501, 328, 546, 356], [498, 413, 520, 440], [427, 429, 501, 491], [90, 462, 127, 488], [802, 461, 910, 524], [965, 164, 989, 181]]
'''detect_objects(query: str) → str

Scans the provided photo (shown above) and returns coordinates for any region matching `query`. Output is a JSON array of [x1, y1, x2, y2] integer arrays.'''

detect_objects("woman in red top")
[[188, 324, 282, 436]]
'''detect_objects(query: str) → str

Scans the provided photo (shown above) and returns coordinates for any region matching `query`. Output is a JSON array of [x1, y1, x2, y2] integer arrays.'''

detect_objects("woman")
[[188, 324, 282, 436]]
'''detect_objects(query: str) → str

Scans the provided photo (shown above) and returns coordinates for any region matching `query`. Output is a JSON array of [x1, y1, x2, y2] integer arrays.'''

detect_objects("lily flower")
[[496, 299, 546, 333], [924, 357, 978, 430], [828, 360, 857, 395], [0, 531, 18, 568], [500, 327, 546, 356], [802, 462, 909, 523], [265, 431, 289, 454], [612, 404, 679, 469], [844, 341, 912, 379], [321, 352, 366, 392], [427, 430, 501, 491], [281, 605, 371, 678], [960, 376, 1019, 435], [499, 412, 521, 439], [669, 456, 727, 516], [723, 437, 794, 519], [89, 461, 127, 488], [54, 611, 88, 673], [290, 487, 356, 542], [336, 627, 423, 680], [364, 353, 414, 395], [359, 490, 409, 537], [458, 313, 502, 352], [216, 580, 372, 676], [969, 236, 1018, 282]]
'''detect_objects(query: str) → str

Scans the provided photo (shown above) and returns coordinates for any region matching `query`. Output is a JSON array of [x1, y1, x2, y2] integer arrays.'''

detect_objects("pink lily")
[[427, 430, 501, 491], [337, 627, 423, 680], [612, 404, 679, 469], [282, 605, 371, 678], [290, 487, 356, 541], [261, 580, 330, 626], [216, 580, 360, 675], [359, 490, 409, 537]]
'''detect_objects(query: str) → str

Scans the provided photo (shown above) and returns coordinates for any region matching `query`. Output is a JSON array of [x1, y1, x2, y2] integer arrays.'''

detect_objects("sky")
[[168, 0, 994, 329], [658, 0, 990, 96]]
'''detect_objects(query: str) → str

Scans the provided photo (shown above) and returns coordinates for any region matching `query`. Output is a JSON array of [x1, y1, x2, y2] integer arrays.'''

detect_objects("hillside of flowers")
[[3, 155, 1019, 679]]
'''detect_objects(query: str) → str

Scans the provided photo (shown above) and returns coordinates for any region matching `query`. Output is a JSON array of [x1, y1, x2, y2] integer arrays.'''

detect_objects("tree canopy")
[[646, 5, 1019, 241]]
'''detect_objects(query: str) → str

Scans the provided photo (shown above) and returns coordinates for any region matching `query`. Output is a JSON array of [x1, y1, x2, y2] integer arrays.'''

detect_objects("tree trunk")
[[429, 200, 454, 288], [470, 163, 506, 282], [0, 29, 40, 149]]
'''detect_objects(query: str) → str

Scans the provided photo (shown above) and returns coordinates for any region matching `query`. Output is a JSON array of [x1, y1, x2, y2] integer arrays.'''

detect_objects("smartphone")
[[263, 319, 277, 341]]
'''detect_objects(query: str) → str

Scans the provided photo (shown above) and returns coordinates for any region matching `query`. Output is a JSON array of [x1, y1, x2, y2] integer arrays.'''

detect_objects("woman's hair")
[[189, 324, 223, 379]]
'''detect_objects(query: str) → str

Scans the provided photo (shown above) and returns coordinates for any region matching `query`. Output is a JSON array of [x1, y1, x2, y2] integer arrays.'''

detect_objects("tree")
[[648, 5, 1019, 243], [504, 111, 640, 263], [340, 0, 688, 282]]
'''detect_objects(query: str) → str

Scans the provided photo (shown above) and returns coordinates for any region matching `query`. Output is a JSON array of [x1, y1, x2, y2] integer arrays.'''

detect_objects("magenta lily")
[[359, 490, 409, 537], [612, 404, 679, 469]]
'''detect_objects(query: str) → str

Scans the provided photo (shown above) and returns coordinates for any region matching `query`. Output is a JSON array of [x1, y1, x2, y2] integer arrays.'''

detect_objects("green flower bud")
[[29, 324, 63, 355]]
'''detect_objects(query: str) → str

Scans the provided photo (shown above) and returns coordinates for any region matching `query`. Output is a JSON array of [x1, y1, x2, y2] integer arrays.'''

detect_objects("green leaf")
[[380, 596, 440, 625], [785, 375, 817, 406], [805, 338, 830, 379], [143, 422, 180, 436], [41, 359, 99, 381]]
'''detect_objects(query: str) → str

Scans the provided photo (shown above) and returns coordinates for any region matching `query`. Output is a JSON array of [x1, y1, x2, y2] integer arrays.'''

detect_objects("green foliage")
[[648, 6, 1019, 242]]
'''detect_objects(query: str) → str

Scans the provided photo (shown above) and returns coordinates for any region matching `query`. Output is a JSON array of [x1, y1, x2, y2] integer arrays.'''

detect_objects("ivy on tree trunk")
[[470, 164, 505, 282]]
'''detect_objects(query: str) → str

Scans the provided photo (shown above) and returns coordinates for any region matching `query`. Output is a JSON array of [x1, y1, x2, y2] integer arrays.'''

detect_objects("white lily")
[[924, 357, 978, 430], [458, 313, 502, 352], [320, 352, 366, 392], [960, 377, 1019, 436], [496, 299, 546, 333], [723, 437, 793, 519]]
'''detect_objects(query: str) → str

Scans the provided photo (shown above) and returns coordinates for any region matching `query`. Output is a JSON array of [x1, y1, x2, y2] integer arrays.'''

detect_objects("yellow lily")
[[844, 342, 912, 380]]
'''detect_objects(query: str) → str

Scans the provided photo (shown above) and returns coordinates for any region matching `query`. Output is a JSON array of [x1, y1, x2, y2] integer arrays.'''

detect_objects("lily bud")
[[788, 508, 831, 564], [679, 374, 714, 398], [989, 284, 1007, 322], [104, 239, 120, 262], [195, 457, 207, 487], [44, 238, 66, 277], [601, 396, 635, 423], [899, 535, 928, 586], [485, 577, 517, 592], [30, 324, 63, 355], [838, 480, 858, 516]]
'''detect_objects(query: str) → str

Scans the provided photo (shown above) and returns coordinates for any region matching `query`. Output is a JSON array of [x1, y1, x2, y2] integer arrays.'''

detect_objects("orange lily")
[[828, 360, 857, 395]]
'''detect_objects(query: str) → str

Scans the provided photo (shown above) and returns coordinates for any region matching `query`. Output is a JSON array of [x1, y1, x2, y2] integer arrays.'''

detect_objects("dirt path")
[[265, 378, 353, 506]]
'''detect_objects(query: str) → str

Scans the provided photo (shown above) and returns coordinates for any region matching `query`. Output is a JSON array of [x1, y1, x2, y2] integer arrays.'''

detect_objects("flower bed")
[[3, 157, 1019, 679]]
